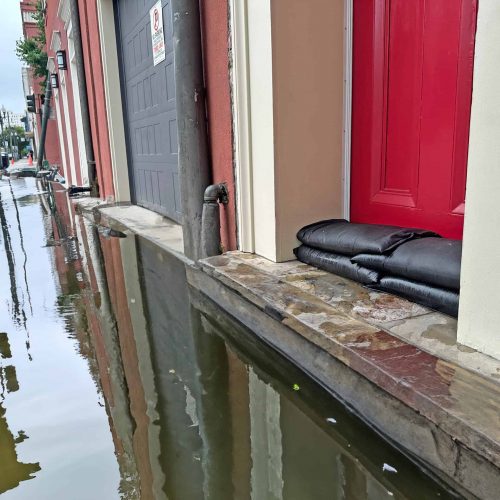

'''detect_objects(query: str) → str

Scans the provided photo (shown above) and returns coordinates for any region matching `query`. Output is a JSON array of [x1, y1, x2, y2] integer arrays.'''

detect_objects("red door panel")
[[350, 0, 477, 239]]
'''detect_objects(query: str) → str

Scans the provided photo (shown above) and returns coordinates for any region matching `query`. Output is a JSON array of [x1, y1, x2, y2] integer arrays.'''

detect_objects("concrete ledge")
[[188, 252, 500, 499], [74, 199, 190, 265]]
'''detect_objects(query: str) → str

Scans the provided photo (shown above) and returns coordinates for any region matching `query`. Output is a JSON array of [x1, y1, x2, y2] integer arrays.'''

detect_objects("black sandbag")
[[297, 219, 439, 256], [357, 237, 461, 291], [351, 253, 387, 272], [294, 245, 380, 285], [372, 277, 459, 317]]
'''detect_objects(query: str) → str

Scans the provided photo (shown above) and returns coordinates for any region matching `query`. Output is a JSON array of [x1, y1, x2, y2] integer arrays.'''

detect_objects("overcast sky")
[[0, 1, 26, 113]]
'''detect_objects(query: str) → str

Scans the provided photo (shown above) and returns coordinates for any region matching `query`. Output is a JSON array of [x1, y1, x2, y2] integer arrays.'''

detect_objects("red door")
[[350, 0, 477, 239]]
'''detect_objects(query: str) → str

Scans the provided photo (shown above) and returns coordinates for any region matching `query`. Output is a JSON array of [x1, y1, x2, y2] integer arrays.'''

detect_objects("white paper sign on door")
[[150, 1, 166, 66]]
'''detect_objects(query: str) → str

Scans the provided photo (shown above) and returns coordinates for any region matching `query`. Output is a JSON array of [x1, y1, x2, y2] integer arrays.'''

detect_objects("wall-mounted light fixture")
[[56, 50, 67, 70], [50, 73, 59, 89]]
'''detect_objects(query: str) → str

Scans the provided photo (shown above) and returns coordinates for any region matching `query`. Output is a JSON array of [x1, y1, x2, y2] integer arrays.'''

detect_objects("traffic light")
[[26, 94, 36, 113], [40, 94, 45, 106]]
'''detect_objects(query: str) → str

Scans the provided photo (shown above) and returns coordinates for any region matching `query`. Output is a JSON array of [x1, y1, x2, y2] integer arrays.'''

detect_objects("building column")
[[458, 0, 500, 360], [95, 0, 131, 203], [230, 0, 346, 262]]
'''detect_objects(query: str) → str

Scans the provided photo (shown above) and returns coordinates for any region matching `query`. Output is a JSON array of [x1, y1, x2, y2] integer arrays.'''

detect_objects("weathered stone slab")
[[221, 252, 500, 382], [199, 254, 500, 477]]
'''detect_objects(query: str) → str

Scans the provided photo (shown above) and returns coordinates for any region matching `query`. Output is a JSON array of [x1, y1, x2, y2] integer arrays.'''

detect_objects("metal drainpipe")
[[37, 73, 52, 171], [201, 183, 229, 258], [172, 0, 211, 262], [69, 0, 98, 197]]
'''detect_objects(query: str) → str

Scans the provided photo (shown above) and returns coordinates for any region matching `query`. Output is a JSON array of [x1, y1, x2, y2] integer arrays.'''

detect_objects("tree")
[[0, 126, 29, 156], [15, 1, 47, 81]]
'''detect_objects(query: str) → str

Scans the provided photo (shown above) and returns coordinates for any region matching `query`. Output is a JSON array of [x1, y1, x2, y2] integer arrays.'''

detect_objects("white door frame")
[[229, 0, 255, 253], [59, 72, 78, 185], [230, 0, 277, 256], [53, 91, 69, 179], [51, 28, 78, 185], [96, 0, 131, 202], [343, 0, 353, 220], [229, 0, 353, 254], [67, 21, 89, 186]]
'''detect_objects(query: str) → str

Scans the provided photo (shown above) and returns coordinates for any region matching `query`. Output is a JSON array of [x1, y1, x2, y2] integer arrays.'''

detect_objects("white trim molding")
[[96, 0, 131, 202], [457, 0, 500, 360], [229, 0, 276, 259], [229, 0, 254, 253], [50, 30, 61, 53], [59, 71, 78, 185], [47, 56, 56, 73], [67, 21, 89, 185], [342, 0, 353, 220], [245, 0, 277, 260], [53, 91, 69, 180], [57, 0, 71, 29]]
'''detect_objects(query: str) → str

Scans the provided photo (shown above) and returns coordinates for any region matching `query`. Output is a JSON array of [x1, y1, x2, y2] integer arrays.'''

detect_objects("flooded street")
[[0, 179, 121, 498], [0, 178, 459, 499]]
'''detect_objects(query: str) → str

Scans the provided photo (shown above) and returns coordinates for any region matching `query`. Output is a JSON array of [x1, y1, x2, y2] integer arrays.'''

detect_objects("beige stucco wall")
[[271, 0, 345, 261], [457, 0, 500, 360]]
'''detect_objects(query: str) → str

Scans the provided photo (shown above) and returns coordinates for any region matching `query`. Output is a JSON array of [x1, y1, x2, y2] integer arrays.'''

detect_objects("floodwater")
[[0, 178, 461, 499]]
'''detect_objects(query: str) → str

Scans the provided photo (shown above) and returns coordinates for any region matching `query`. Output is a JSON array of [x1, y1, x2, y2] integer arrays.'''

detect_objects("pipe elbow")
[[203, 183, 228, 204]]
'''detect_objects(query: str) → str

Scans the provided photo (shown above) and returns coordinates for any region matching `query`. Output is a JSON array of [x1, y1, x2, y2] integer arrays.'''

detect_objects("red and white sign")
[[150, 1, 166, 66]]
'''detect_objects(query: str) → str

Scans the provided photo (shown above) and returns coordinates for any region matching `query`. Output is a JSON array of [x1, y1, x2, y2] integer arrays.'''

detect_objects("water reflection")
[[0, 179, 120, 499], [0, 331, 40, 495], [74, 212, 458, 499]]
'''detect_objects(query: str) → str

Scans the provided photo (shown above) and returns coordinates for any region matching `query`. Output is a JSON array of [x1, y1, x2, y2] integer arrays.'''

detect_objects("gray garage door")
[[116, 0, 181, 222]]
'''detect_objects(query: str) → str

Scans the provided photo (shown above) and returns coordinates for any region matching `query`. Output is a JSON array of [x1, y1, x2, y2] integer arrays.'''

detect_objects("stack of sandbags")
[[294, 220, 461, 317]]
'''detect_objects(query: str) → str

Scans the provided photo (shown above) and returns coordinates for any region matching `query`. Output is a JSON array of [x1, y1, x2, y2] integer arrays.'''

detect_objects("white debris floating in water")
[[382, 463, 398, 473], [326, 417, 337, 424]]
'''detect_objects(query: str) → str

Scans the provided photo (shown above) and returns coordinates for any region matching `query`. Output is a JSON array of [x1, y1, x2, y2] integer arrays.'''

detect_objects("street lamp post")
[[0, 107, 4, 150], [6, 111, 12, 161], [13, 134, 19, 160]]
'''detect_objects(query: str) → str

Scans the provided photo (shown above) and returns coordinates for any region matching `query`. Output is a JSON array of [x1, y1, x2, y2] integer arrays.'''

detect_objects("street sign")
[[150, 1, 166, 66]]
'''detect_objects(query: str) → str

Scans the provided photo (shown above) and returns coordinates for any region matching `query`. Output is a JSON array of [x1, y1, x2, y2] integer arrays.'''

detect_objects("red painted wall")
[[200, 0, 237, 251], [20, 2, 62, 168], [41, 0, 115, 198], [45, 2, 84, 186]]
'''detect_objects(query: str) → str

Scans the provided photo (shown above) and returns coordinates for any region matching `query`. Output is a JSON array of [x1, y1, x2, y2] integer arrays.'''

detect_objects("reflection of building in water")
[[0, 188, 26, 329], [0, 183, 33, 360], [48, 191, 141, 498], [0, 331, 40, 495], [54, 190, 451, 500]]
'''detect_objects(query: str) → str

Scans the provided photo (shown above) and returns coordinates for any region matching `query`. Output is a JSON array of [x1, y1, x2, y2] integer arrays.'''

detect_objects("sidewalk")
[[75, 199, 500, 499]]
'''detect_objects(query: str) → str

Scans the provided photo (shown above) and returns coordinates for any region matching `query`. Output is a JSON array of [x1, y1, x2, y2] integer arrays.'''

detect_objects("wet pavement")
[[0, 178, 462, 499]]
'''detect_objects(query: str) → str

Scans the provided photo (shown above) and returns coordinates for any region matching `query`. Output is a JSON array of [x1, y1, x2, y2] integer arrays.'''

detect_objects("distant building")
[[3, 112, 25, 129]]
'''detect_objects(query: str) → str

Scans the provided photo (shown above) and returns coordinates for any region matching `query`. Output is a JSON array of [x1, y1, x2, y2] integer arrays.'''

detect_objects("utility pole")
[[0, 112, 4, 169], [37, 73, 52, 170]]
